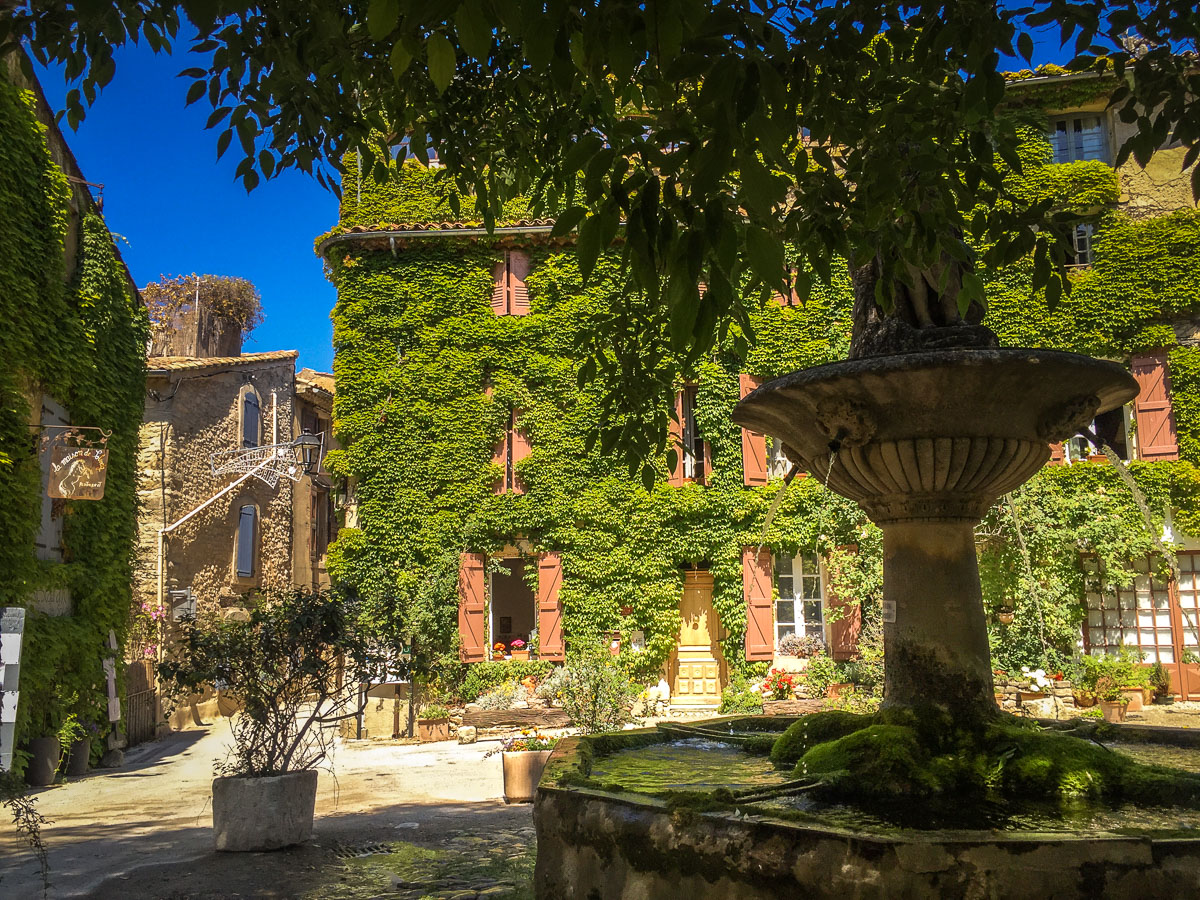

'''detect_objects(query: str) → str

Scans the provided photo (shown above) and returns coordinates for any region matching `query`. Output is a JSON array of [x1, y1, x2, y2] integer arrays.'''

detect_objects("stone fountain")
[[534, 338, 1200, 898]]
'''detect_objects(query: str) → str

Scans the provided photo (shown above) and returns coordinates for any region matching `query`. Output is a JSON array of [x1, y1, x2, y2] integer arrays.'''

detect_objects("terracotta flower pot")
[[997, 611, 1014, 625], [510, 649, 530, 661], [502, 749, 553, 803], [417, 717, 451, 742], [826, 682, 853, 699], [1072, 691, 1096, 708], [1120, 688, 1143, 712], [1099, 699, 1128, 723]]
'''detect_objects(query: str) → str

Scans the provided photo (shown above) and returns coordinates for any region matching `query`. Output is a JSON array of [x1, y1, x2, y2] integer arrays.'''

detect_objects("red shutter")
[[702, 440, 712, 484], [537, 552, 565, 661], [740, 374, 768, 485], [668, 391, 685, 486], [826, 545, 862, 661], [490, 258, 508, 314], [489, 391, 507, 495], [743, 546, 774, 661], [509, 250, 530, 315], [511, 409, 531, 495], [1048, 442, 1065, 465], [458, 552, 488, 662], [1132, 351, 1179, 461]]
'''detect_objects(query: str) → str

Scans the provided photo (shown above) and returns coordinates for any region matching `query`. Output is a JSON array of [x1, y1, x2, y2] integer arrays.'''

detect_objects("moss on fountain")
[[775, 708, 1200, 810]]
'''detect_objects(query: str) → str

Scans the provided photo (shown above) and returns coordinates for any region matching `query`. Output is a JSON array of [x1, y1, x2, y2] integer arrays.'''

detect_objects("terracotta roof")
[[147, 349, 299, 373], [296, 368, 335, 395], [342, 219, 555, 234]]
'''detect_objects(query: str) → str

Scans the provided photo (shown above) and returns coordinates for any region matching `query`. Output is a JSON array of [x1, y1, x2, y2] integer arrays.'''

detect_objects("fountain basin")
[[534, 721, 1200, 899]]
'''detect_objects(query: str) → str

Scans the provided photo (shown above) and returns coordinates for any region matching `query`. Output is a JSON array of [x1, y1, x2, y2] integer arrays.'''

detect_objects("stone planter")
[[26, 736, 60, 786], [826, 682, 853, 699], [1100, 699, 1128, 723], [1017, 690, 1048, 703], [417, 717, 451, 742], [1120, 688, 1144, 712], [66, 737, 91, 776], [212, 770, 318, 851], [502, 749, 553, 803], [1073, 691, 1096, 708]]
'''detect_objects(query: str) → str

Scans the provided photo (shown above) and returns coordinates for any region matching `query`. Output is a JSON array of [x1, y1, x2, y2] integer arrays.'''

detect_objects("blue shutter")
[[236, 505, 256, 577], [243, 392, 260, 448]]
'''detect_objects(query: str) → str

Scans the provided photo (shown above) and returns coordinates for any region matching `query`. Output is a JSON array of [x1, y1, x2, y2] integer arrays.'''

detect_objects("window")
[[1066, 223, 1095, 266], [235, 504, 256, 578], [492, 407, 530, 494], [775, 551, 825, 644], [1063, 406, 1132, 463], [1084, 556, 1174, 662], [490, 250, 531, 316], [681, 386, 705, 484], [1049, 115, 1110, 164], [242, 390, 260, 449]]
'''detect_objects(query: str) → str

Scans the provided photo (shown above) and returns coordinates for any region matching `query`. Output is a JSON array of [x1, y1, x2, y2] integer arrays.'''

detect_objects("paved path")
[[0, 723, 531, 899]]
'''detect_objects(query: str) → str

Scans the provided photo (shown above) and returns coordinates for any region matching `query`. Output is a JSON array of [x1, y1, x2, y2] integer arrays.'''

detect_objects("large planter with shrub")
[[66, 737, 91, 776], [502, 749, 554, 803], [25, 736, 60, 786], [213, 770, 318, 851]]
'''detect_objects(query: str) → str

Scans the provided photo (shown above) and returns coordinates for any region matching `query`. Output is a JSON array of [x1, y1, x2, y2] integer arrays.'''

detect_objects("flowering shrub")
[[510, 638, 526, 650], [777, 632, 824, 658], [762, 668, 796, 701]]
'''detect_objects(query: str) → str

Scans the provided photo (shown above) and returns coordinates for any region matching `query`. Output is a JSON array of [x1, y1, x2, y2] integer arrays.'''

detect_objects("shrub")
[[459, 660, 554, 702], [158, 590, 390, 776], [805, 652, 839, 698], [419, 703, 450, 719], [561, 647, 636, 734], [476, 681, 531, 710], [719, 674, 764, 715], [535, 666, 570, 703]]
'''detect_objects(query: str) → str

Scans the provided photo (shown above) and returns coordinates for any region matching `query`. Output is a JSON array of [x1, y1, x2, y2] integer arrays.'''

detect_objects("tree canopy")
[[5, 0, 1198, 474]]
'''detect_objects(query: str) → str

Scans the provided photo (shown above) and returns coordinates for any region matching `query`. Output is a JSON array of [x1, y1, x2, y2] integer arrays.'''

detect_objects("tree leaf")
[[426, 33, 457, 94], [744, 227, 784, 290], [367, 0, 399, 42], [390, 41, 412, 79], [185, 79, 205, 105], [455, 1, 493, 60]]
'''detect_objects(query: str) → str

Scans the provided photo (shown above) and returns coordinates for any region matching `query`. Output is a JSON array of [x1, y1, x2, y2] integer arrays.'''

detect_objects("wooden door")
[[672, 571, 724, 706]]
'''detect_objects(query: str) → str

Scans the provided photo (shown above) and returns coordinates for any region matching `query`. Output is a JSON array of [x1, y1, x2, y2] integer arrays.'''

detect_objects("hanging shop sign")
[[48, 444, 109, 500]]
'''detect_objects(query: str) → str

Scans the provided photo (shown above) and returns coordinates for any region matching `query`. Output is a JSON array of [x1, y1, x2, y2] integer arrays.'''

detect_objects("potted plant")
[[25, 702, 63, 787], [59, 713, 91, 778], [826, 681, 854, 700], [509, 639, 530, 661], [995, 605, 1015, 625], [492, 642, 507, 661], [487, 729, 559, 803], [158, 590, 390, 852], [1096, 677, 1130, 724], [416, 703, 452, 742], [1150, 662, 1173, 704], [760, 668, 797, 711]]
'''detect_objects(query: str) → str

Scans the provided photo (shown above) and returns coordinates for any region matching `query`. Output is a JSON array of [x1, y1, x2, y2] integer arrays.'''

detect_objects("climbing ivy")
[[0, 63, 148, 768], [329, 109, 1200, 683]]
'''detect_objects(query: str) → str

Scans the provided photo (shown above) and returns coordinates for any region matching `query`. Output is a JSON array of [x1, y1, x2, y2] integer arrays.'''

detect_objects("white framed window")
[[1049, 114, 1110, 164], [1067, 223, 1095, 267], [681, 386, 705, 484], [775, 551, 825, 644]]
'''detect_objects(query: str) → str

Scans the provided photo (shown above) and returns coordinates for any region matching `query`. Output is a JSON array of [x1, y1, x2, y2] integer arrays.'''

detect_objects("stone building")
[[135, 339, 339, 639], [321, 66, 1200, 705]]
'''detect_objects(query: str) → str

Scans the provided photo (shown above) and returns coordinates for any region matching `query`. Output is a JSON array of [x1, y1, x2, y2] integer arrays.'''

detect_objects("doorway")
[[490, 558, 536, 650], [671, 570, 725, 706]]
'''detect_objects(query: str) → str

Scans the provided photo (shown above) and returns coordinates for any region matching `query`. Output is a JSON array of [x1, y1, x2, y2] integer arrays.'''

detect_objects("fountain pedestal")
[[734, 348, 1138, 719]]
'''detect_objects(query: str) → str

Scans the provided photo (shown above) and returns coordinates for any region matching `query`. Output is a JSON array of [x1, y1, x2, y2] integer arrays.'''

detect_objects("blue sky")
[[36, 43, 339, 373]]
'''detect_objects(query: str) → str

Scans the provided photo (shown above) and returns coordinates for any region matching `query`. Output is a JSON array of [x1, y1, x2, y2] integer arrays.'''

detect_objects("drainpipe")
[[272, 390, 278, 444]]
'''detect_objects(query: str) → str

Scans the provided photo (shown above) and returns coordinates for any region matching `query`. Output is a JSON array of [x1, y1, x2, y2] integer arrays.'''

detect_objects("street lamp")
[[294, 432, 324, 476]]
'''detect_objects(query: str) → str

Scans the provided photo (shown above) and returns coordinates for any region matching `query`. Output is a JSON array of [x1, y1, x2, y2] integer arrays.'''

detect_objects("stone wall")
[[136, 356, 298, 624], [994, 676, 1076, 717]]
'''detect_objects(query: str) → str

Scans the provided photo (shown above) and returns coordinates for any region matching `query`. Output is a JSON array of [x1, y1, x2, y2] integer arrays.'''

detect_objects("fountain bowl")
[[534, 720, 1200, 900], [733, 348, 1138, 522]]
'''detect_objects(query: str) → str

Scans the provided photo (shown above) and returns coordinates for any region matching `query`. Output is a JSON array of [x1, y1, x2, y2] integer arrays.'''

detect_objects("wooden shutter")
[[488, 389, 507, 494], [743, 546, 774, 661], [1132, 351, 1179, 461], [668, 391, 685, 486], [458, 552, 488, 662], [511, 409, 531, 495], [537, 552, 565, 661], [1048, 442, 1065, 465], [826, 545, 862, 661], [490, 258, 508, 314], [236, 505, 256, 577], [508, 250, 531, 315], [740, 374, 768, 485]]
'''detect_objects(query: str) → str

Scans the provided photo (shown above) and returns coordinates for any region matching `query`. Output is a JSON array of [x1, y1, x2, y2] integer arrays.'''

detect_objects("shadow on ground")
[[80, 800, 535, 900]]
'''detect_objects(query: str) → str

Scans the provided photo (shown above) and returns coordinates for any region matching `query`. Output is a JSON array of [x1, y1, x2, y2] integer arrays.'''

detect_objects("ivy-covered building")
[[0, 56, 149, 769], [321, 68, 1200, 704]]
